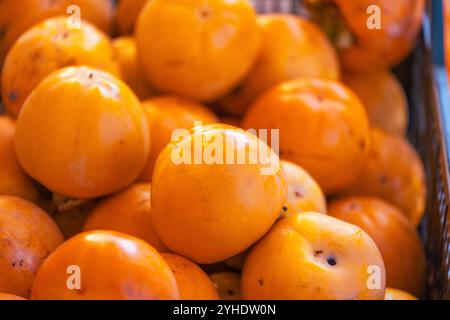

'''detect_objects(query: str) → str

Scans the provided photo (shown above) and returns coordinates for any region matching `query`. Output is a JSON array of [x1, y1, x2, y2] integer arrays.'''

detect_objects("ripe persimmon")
[[0, 293, 26, 300], [162, 253, 219, 300], [0, 116, 38, 202], [243, 78, 370, 195], [83, 183, 167, 252], [241, 212, 386, 300], [220, 14, 340, 116], [328, 197, 426, 297], [384, 288, 418, 300], [31, 231, 179, 300], [343, 70, 408, 136], [52, 202, 93, 240], [0, 196, 63, 298], [14, 66, 150, 199], [112, 37, 154, 100], [152, 124, 287, 264], [1, 17, 119, 117], [339, 128, 426, 226], [209, 272, 241, 300], [224, 251, 248, 271], [114, 0, 149, 35], [303, 0, 425, 71], [136, 0, 260, 102], [281, 160, 326, 216], [139, 95, 218, 181]]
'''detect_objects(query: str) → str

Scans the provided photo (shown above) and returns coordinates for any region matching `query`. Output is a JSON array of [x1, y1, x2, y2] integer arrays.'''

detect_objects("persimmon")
[[224, 252, 248, 271], [281, 160, 327, 216], [112, 37, 154, 100], [162, 253, 219, 300], [0, 196, 63, 298], [328, 197, 426, 297], [31, 231, 179, 300], [52, 202, 93, 240], [139, 95, 218, 181], [135, 0, 260, 102], [0, 0, 114, 69], [209, 272, 241, 300], [83, 183, 167, 252], [241, 212, 386, 300], [1, 17, 119, 117], [0, 293, 26, 300], [339, 128, 426, 226], [343, 70, 409, 136], [152, 124, 287, 264], [220, 14, 340, 116], [14, 66, 150, 199], [384, 288, 418, 300], [114, 0, 149, 35], [0, 116, 38, 202], [303, 0, 425, 71], [243, 78, 370, 195]]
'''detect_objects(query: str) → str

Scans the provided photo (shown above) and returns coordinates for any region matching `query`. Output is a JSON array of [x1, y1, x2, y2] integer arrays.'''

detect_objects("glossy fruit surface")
[[384, 288, 418, 300], [209, 272, 241, 300], [162, 253, 219, 300], [14, 66, 150, 199], [243, 78, 370, 194], [152, 124, 287, 263], [241, 212, 386, 300], [329, 197, 426, 297], [0, 293, 26, 300], [83, 183, 167, 252], [0, 196, 63, 298], [136, 0, 260, 102], [31, 231, 179, 300], [1, 17, 119, 117]]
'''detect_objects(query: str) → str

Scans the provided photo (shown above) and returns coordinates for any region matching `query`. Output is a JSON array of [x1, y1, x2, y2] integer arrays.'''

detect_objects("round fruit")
[[162, 253, 219, 300], [139, 95, 218, 181], [112, 37, 154, 100], [14, 66, 150, 199], [339, 128, 426, 226], [209, 272, 241, 300], [0, 293, 26, 300], [328, 197, 426, 297], [281, 160, 326, 216], [224, 251, 248, 270], [135, 0, 260, 102], [0, 196, 63, 298], [52, 203, 93, 240], [31, 231, 179, 300], [152, 124, 287, 264], [1, 17, 119, 117], [83, 183, 167, 252], [344, 70, 408, 136], [220, 14, 340, 116], [0, 116, 38, 202], [114, 0, 148, 35], [241, 212, 386, 300], [384, 288, 418, 300], [0, 0, 114, 68], [243, 78, 371, 194]]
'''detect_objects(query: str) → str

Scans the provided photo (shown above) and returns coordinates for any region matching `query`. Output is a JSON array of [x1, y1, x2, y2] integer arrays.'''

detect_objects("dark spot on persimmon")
[[314, 250, 323, 257], [8, 91, 18, 102], [294, 190, 303, 198], [379, 175, 387, 184], [359, 139, 366, 150], [227, 289, 235, 296], [327, 256, 337, 266], [258, 278, 264, 286]]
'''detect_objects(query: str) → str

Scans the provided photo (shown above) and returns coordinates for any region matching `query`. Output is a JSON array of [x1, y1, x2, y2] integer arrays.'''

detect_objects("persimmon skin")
[[112, 37, 154, 100], [83, 183, 168, 252], [241, 212, 386, 300], [243, 78, 371, 195], [114, 0, 149, 35], [135, 0, 260, 102], [139, 95, 218, 182], [1, 17, 119, 117], [209, 272, 242, 300], [328, 197, 426, 297], [220, 14, 340, 116], [152, 124, 287, 264], [343, 70, 409, 136], [162, 253, 219, 300], [339, 128, 426, 226], [14, 66, 150, 199], [384, 288, 418, 300], [0, 196, 63, 298], [0, 116, 38, 202], [281, 160, 327, 216], [0, 293, 26, 300], [31, 231, 179, 300]]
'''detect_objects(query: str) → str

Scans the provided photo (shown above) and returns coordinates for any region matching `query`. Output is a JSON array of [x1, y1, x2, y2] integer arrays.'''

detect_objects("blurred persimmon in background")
[[114, 0, 148, 35]]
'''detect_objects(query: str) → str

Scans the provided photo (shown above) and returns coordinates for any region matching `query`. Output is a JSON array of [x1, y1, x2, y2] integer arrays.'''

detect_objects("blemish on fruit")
[[258, 278, 264, 286], [8, 91, 18, 103], [314, 250, 323, 257], [327, 256, 337, 266]]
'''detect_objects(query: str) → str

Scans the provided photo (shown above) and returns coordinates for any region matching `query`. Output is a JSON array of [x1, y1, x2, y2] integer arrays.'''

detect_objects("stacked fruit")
[[0, 0, 427, 300]]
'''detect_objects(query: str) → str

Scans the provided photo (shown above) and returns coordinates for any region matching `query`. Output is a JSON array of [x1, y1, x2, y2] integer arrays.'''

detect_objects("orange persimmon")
[[114, 0, 149, 35], [384, 288, 418, 300], [210, 272, 242, 300]]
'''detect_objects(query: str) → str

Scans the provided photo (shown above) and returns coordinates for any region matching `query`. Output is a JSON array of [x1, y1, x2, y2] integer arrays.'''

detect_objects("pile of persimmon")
[[0, 0, 428, 300]]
